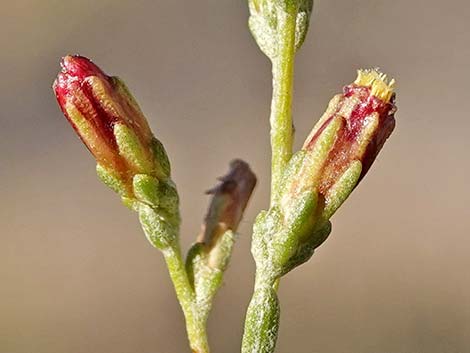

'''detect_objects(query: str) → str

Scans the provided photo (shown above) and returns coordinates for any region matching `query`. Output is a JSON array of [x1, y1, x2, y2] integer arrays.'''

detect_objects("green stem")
[[269, 7, 297, 205], [242, 272, 280, 353], [242, 5, 298, 353], [162, 245, 210, 353]]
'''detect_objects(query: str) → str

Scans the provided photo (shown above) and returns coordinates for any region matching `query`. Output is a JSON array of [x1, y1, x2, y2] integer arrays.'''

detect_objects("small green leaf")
[[207, 230, 235, 272], [158, 180, 179, 215], [322, 160, 362, 221], [273, 150, 306, 203], [138, 204, 177, 249], [96, 163, 129, 196], [280, 220, 331, 276], [295, 0, 313, 51], [249, 14, 278, 59], [133, 174, 160, 207], [272, 190, 318, 268], [151, 137, 171, 178], [114, 123, 153, 174], [251, 210, 270, 264], [283, 189, 318, 236], [185, 242, 206, 289]]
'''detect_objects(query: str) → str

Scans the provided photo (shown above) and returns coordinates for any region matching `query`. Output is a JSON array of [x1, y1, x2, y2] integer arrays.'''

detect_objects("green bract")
[[248, 0, 313, 59]]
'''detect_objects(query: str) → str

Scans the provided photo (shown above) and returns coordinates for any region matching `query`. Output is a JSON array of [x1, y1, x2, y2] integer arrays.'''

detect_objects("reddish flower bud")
[[281, 69, 396, 224], [304, 69, 396, 191], [53, 55, 170, 199]]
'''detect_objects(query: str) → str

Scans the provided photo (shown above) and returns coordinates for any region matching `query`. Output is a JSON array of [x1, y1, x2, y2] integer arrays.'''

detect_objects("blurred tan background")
[[1, 0, 469, 352]]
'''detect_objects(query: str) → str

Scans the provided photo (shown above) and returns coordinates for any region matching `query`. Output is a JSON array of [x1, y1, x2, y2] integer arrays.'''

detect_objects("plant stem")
[[269, 6, 297, 205], [163, 244, 210, 353], [241, 271, 280, 353], [242, 5, 298, 353]]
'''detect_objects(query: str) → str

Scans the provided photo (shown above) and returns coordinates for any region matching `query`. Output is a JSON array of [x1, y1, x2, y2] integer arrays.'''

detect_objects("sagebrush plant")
[[53, 1, 397, 352]]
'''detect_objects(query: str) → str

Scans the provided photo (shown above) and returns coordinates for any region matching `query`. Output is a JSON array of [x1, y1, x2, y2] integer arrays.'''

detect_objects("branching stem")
[[163, 244, 210, 353]]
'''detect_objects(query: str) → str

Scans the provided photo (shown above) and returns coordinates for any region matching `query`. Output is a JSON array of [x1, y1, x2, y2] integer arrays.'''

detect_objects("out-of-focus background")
[[1, 0, 469, 352]]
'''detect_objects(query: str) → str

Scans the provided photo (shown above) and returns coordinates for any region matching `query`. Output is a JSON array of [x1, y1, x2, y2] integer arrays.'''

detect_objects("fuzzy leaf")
[[133, 174, 160, 207]]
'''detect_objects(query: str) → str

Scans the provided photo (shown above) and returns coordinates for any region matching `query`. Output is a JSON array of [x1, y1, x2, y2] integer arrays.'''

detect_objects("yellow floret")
[[354, 68, 395, 102]]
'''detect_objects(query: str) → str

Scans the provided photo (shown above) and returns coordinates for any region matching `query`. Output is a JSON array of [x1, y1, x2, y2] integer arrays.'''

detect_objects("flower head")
[[53, 55, 170, 201], [304, 69, 395, 189], [281, 69, 396, 229]]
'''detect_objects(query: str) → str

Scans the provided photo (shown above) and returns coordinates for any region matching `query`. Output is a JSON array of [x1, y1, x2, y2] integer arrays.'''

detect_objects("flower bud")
[[188, 160, 257, 273], [281, 69, 396, 228], [53, 55, 171, 203], [185, 160, 257, 318], [248, 0, 313, 59], [200, 159, 257, 250]]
